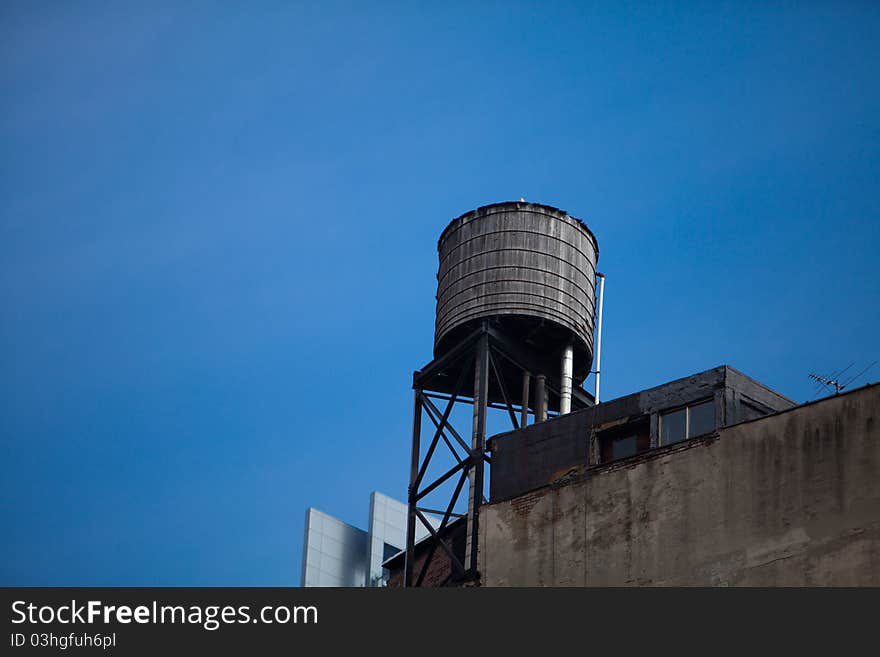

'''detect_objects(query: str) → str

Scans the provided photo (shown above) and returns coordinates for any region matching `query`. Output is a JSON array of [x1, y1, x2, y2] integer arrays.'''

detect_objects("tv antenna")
[[808, 372, 845, 395], [809, 361, 878, 399]]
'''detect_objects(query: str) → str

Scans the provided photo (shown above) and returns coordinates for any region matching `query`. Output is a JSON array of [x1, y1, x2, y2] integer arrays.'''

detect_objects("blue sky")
[[2, 2, 878, 585]]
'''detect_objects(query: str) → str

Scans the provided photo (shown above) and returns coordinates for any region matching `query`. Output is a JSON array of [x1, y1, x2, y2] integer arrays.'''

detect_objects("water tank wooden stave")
[[435, 201, 599, 387]]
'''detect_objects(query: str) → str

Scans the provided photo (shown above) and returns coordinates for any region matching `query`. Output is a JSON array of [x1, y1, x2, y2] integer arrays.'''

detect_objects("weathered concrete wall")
[[479, 384, 880, 586]]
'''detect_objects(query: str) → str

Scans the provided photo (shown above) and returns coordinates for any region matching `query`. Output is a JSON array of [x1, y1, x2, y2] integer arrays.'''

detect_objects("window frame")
[[659, 398, 715, 446], [597, 417, 651, 464]]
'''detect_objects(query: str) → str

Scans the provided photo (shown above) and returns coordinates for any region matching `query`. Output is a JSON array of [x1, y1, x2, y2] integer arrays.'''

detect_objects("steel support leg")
[[464, 331, 489, 576], [404, 389, 422, 587]]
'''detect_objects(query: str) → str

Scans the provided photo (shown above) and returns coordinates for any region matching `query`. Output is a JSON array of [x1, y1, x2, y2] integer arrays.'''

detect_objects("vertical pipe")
[[594, 272, 606, 404], [520, 370, 531, 427], [536, 374, 547, 422], [465, 332, 489, 575], [560, 343, 574, 415], [404, 388, 422, 587]]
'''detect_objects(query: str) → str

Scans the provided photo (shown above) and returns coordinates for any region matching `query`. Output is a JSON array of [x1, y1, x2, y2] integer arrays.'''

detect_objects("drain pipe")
[[594, 272, 606, 404], [535, 374, 547, 422], [520, 371, 531, 427], [560, 344, 574, 415]]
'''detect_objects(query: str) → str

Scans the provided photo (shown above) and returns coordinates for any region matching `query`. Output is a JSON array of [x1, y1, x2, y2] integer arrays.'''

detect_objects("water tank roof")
[[438, 200, 599, 258]]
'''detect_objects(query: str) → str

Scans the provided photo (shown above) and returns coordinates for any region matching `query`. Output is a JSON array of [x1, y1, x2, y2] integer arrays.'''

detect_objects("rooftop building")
[[302, 491, 431, 587]]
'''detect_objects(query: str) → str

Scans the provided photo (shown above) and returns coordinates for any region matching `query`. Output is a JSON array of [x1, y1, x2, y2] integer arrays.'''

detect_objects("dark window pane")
[[688, 400, 715, 437], [661, 408, 687, 445], [612, 435, 637, 460], [383, 542, 400, 562], [600, 436, 614, 463], [599, 419, 651, 463]]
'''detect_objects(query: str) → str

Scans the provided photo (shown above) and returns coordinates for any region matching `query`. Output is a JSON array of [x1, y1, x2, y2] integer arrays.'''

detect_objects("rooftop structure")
[[388, 381, 880, 586], [398, 199, 880, 587], [434, 201, 599, 401], [489, 364, 795, 501], [404, 201, 601, 586]]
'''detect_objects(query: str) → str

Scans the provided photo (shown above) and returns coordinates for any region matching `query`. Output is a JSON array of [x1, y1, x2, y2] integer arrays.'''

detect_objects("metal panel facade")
[[300, 509, 368, 587], [301, 493, 432, 587]]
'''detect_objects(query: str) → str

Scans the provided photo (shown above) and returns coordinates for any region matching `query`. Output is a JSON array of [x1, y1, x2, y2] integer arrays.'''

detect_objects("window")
[[599, 418, 650, 463], [660, 408, 686, 445], [609, 435, 637, 460], [660, 399, 715, 445], [382, 542, 400, 562], [688, 399, 715, 436]]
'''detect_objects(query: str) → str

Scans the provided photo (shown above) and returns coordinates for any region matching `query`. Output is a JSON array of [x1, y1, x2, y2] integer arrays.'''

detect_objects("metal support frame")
[[404, 322, 589, 586], [464, 331, 489, 573]]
